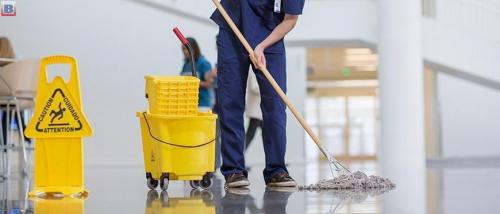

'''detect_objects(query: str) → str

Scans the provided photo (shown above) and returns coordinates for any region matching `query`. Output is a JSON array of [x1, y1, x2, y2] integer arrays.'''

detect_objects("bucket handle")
[[142, 112, 215, 148]]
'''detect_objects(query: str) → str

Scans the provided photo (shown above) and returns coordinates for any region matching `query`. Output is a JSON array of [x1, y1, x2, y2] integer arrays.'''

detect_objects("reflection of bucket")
[[145, 190, 215, 214], [137, 111, 217, 182]]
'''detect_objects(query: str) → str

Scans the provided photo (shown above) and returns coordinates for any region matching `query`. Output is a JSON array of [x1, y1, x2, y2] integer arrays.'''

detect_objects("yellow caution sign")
[[26, 55, 93, 197]]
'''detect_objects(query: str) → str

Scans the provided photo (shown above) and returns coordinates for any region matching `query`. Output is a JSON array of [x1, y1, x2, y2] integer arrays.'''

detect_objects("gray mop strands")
[[299, 171, 396, 190]]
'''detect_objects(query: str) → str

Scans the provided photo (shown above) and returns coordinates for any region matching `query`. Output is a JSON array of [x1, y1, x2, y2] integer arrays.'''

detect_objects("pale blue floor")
[[2, 159, 500, 214]]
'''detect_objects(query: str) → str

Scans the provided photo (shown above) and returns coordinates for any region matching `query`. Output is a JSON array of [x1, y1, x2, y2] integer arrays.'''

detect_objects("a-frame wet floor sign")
[[26, 55, 93, 197]]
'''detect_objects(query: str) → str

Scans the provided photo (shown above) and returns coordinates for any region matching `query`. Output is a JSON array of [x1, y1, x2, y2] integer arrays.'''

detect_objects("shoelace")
[[276, 172, 293, 181], [230, 173, 245, 181]]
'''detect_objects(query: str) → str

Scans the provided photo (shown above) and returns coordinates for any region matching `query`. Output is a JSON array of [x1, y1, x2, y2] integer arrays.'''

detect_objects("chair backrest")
[[0, 66, 11, 96], [0, 58, 40, 98]]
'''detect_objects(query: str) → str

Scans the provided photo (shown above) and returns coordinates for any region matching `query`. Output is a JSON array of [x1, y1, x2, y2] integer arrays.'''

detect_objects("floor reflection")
[[32, 197, 85, 214], [302, 188, 392, 213], [2, 158, 500, 213], [145, 189, 215, 213], [0, 162, 400, 214], [0, 173, 31, 213], [219, 187, 295, 214], [8, 161, 500, 214]]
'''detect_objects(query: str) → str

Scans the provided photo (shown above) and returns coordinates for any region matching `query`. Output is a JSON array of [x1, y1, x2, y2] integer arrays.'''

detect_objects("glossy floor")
[[1, 159, 500, 214]]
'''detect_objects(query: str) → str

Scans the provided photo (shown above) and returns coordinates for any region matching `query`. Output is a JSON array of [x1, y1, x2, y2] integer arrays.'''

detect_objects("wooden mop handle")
[[211, 0, 323, 147]]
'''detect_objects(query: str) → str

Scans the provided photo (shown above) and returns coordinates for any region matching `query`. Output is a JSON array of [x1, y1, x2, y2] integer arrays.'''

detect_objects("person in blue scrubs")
[[180, 37, 214, 109], [211, 0, 305, 188]]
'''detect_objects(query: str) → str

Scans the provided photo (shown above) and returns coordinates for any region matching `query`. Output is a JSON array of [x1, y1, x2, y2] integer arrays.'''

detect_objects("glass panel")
[[348, 96, 376, 156]]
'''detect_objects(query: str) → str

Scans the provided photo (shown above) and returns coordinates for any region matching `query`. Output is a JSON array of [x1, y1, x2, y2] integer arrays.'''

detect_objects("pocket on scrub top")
[[250, 1, 282, 31]]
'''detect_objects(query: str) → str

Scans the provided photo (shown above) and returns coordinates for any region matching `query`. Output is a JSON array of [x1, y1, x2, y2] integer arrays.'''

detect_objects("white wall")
[[423, 19, 500, 83], [288, 0, 378, 44], [0, 0, 307, 166], [438, 73, 500, 157], [424, 0, 500, 157], [423, 0, 500, 82]]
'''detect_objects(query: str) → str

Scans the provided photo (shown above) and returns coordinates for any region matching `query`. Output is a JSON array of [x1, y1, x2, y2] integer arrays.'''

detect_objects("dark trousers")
[[217, 27, 288, 183], [245, 118, 263, 151]]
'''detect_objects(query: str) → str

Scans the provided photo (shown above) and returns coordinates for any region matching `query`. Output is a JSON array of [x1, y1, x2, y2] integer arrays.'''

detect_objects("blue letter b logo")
[[4, 5, 14, 13], [2, 4, 14, 15]]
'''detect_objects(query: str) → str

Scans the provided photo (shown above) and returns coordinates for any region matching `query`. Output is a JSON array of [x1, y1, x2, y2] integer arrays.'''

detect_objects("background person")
[[180, 37, 214, 111]]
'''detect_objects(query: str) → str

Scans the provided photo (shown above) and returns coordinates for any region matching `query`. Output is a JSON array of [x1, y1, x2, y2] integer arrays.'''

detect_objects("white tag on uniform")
[[274, 0, 281, 13]]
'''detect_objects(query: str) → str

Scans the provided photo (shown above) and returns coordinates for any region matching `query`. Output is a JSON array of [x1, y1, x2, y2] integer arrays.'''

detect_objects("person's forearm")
[[253, 14, 299, 68], [200, 80, 212, 88], [200, 71, 215, 88], [258, 14, 298, 50]]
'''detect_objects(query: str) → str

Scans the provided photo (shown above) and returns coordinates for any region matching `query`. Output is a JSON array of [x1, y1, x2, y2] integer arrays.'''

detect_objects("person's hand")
[[207, 67, 217, 79], [252, 44, 266, 70]]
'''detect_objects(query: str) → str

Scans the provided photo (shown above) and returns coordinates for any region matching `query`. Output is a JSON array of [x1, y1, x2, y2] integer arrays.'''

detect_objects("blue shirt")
[[210, 0, 305, 53], [180, 56, 213, 107]]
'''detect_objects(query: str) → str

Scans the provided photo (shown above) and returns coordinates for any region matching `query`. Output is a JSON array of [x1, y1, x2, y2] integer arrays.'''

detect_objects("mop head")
[[299, 171, 396, 190]]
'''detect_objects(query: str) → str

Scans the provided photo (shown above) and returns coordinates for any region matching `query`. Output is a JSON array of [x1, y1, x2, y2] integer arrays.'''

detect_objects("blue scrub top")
[[211, 0, 305, 53], [180, 56, 213, 107]]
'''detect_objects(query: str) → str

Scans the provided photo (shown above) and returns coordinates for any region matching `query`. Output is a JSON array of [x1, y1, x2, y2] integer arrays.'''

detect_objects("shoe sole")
[[226, 187, 251, 195], [226, 180, 251, 188], [266, 186, 297, 193], [266, 181, 297, 187]]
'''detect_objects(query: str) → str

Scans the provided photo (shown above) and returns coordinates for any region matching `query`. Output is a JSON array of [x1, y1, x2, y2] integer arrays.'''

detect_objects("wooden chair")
[[0, 59, 39, 179]]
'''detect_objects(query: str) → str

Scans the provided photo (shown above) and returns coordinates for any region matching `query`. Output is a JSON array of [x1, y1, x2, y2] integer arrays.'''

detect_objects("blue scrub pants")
[[216, 28, 288, 183]]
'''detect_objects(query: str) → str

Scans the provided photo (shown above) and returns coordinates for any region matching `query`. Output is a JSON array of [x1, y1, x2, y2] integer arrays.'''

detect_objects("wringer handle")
[[173, 27, 189, 46], [173, 27, 197, 78]]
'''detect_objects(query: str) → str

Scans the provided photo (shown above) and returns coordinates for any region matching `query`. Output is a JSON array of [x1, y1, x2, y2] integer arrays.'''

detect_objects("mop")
[[211, 0, 395, 190]]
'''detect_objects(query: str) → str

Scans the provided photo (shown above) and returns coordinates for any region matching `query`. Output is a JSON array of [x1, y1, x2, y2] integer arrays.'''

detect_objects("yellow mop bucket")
[[25, 55, 93, 197], [137, 111, 217, 191], [138, 28, 217, 191]]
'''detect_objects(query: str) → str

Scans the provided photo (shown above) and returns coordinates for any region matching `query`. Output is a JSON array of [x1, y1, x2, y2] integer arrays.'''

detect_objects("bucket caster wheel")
[[160, 174, 169, 191], [189, 180, 200, 189], [200, 177, 213, 190], [147, 178, 159, 190]]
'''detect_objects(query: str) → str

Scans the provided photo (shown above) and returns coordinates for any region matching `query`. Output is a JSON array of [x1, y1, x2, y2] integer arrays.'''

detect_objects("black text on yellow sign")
[[26, 76, 91, 138]]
